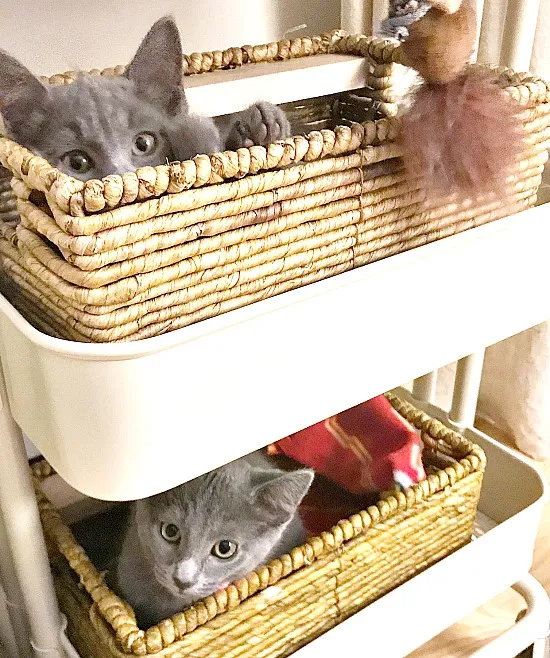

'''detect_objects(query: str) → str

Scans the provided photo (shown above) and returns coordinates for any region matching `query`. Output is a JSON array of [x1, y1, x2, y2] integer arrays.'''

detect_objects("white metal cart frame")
[[1, 1, 549, 655]]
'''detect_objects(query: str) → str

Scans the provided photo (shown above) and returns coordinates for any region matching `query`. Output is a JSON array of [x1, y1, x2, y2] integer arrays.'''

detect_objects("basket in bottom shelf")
[[33, 394, 486, 658]]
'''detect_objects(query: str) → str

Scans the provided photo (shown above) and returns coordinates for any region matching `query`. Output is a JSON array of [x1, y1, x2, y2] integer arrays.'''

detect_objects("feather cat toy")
[[389, 0, 524, 196]]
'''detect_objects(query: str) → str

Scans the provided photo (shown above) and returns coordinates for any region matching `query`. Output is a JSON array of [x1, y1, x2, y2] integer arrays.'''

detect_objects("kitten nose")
[[174, 559, 198, 590], [106, 156, 135, 177]]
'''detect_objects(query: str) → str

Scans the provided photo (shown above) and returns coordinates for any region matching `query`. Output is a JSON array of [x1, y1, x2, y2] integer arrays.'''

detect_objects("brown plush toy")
[[396, 0, 524, 196]]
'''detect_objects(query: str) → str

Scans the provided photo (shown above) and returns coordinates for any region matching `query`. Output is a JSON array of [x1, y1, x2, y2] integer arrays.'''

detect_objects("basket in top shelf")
[[0, 31, 549, 342]]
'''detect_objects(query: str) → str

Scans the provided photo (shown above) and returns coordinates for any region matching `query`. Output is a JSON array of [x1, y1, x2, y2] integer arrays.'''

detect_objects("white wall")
[[0, 0, 340, 76]]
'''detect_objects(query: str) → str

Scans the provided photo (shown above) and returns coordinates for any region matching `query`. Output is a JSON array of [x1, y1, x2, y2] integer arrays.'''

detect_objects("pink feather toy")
[[394, 0, 524, 196]]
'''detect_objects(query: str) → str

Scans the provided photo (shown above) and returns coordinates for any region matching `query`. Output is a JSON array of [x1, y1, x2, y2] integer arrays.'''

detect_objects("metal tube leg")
[[412, 371, 438, 404], [0, 583, 20, 658], [0, 362, 64, 658], [470, 577, 550, 657], [0, 512, 32, 657], [499, 0, 541, 71], [448, 352, 485, 430], [340, 0, 372, 34]]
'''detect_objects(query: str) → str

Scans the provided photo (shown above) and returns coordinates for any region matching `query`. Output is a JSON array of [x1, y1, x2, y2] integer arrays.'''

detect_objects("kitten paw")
[[225, 102, 291, 150]]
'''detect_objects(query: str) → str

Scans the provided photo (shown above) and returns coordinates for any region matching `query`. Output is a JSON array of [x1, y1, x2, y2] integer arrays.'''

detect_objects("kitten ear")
[[0, 51, 48, 132], [253, 469, 314, 524], [125, 16, 186, 116]]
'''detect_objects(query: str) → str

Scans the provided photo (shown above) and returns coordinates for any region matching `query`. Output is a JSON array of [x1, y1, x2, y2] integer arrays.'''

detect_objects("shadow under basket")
[[33, 395, 486, 658], [0, 31, 549, 342]]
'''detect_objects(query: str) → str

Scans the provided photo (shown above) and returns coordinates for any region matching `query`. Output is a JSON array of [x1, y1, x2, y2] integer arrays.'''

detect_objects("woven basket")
[[33, 394, 486, 658], [1, 31, 549, 342]]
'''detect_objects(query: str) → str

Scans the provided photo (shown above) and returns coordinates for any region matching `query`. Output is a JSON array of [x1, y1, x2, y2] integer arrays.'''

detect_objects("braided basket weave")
[[33, 394, 485, 658], [0, 31, 549, 342]]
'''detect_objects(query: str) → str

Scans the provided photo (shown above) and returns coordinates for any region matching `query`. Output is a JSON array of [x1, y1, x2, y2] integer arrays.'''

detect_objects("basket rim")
[[33, 393, 486, 655], [1, 31, 548, 219]]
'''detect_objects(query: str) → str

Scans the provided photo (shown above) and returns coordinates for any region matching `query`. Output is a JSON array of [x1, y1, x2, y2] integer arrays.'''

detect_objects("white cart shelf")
[[2, 205, 550, 501], [36, 389, 549, 658]]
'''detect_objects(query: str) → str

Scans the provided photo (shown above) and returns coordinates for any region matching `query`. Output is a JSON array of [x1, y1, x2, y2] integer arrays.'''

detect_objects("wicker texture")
[[0, 32, 549, 342], [34, 394, 485, 657]]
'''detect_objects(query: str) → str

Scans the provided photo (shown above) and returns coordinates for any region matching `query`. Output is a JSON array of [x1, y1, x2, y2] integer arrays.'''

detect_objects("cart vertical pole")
[[0, 359, 64, 657], [449, 352, 485, 429]]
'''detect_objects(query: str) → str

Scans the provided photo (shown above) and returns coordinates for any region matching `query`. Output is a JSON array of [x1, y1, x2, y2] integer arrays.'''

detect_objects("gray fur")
[[0, 16, 291, 181], [378, 0, 430, 40], [114, 453, 313, 628], [221, 101, 291, 150]]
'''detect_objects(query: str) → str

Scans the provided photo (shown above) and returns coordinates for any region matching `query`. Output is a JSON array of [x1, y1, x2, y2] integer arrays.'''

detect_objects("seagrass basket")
[[0, 30, 549, 342], [32, 394, 486, 658]]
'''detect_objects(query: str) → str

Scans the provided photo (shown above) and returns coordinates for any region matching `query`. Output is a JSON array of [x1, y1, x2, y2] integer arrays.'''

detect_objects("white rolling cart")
[[0, 1, 549, 655]]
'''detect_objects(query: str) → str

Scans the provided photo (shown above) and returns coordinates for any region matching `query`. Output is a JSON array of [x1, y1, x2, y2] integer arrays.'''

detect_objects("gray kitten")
[[0, 17, 290, 181], [114, 452, 313, 628]]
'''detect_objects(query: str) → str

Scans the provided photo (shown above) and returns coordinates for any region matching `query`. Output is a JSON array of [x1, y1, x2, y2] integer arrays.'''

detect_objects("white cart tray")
[[42, 391, 547, 658], [1, 205, 550, 500]]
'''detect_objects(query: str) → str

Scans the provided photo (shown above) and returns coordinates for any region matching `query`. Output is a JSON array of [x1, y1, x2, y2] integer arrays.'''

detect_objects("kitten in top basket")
[[0, 16, 291, 180], [113, 452, 313, 627]]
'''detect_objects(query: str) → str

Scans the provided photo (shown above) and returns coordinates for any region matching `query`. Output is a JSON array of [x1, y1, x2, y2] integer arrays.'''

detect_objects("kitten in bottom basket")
[[113, 452, 313, 628], [0, 16, 290, 180]]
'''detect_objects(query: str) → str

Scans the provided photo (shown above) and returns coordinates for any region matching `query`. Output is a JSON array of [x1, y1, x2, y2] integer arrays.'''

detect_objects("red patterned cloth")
[[269, 395, 425, 495]]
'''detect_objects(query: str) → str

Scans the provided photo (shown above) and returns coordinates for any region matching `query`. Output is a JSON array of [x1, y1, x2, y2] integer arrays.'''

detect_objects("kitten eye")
[[62, 150, 94, 175], [133, 132, 157, 155], [160, 522, 181, 543], [211, 540, 238, 559]]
